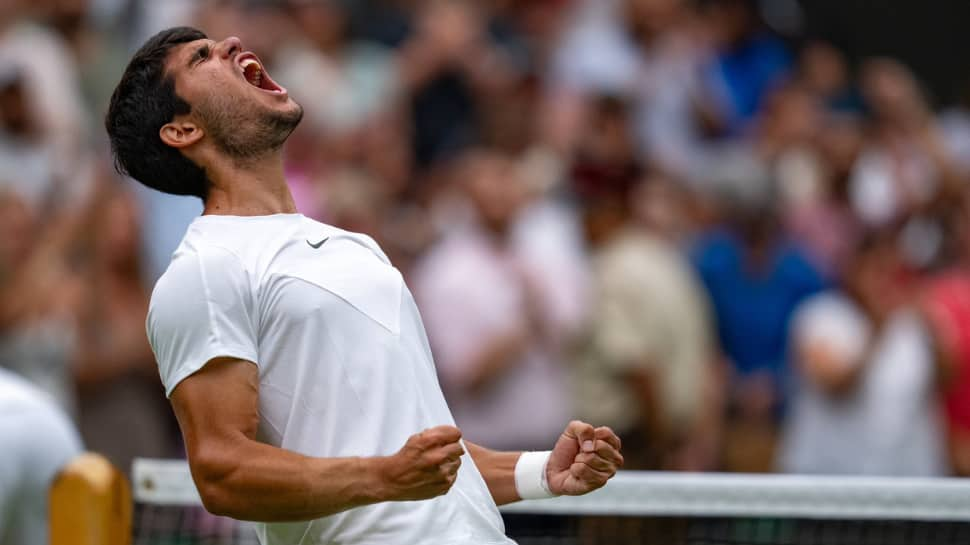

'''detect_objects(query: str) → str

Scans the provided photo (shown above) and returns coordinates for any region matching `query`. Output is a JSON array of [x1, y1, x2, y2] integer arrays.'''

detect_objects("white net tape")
[[133, 458, 970, 521]]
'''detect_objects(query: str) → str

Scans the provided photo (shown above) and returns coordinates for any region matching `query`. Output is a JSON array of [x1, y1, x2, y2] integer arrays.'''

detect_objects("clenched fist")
[[379, 426, 465, 501], [546, 421, 623, 496]]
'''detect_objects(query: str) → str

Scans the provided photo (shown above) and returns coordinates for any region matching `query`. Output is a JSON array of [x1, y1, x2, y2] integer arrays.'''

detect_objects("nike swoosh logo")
[[306, 237, 329, 249]]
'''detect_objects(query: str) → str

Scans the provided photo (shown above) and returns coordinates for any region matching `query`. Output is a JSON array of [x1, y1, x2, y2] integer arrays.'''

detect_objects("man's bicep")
[[170, 357, 261, 457]]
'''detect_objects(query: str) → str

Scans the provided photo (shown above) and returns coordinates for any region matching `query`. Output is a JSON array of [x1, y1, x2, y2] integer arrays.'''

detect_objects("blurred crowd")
[[3, 0, 970, 480]]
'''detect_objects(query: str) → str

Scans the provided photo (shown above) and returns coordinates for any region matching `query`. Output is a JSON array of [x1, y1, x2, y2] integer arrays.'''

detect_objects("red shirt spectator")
[[923, 268, 970, 475]]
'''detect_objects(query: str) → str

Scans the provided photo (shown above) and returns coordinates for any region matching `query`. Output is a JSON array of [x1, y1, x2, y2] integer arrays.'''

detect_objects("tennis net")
[[131, 458, 970, 544]]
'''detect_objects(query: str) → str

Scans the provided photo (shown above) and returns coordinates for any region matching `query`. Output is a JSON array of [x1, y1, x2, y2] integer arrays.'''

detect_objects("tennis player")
[[106, 27, 622, 545]]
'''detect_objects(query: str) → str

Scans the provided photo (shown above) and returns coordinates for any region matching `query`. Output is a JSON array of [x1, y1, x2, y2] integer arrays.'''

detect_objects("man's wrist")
[[361, 456, 395, 503], [514, 451, 557, 500]]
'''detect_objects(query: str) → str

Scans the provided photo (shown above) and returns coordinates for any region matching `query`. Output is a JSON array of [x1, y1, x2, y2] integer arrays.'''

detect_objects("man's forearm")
[[190, 437, 388, 522], [172, 356, 464, 522], [465, 441, 522, 505]]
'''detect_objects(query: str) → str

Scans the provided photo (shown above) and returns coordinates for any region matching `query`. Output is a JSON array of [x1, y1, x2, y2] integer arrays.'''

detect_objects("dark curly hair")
[[105, 27, 210, 200]]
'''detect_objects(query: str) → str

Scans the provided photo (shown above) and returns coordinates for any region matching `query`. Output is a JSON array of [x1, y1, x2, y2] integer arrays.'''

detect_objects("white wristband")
[[514, 451, 557, 500]]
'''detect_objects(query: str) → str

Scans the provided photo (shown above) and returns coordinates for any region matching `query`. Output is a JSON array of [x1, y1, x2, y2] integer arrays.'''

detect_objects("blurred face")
[[702, 0, 752, 47], [625, 0, 683, 39], [292, 2, 348, 51], [635, 174, 684, 236], [463, 153, 526, 235], [762, 86, 821, 145], [845, 238, 904, 316], [818, 116, 863, 178], [166, 36, 303, 159], [800, 42, 847, 96], [860, 59, 926, 127]]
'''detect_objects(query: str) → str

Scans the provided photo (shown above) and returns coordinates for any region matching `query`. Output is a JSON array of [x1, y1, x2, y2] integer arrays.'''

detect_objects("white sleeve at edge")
[[147, 246, 259, 398]]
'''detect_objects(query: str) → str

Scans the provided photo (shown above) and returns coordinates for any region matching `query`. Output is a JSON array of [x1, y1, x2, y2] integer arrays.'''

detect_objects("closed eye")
[[190, 44, 211, 67]]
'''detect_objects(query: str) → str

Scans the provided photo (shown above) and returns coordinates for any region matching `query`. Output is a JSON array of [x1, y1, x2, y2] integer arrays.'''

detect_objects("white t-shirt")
[[0, 368, 82, 545], [147, 214, 515, 545], [779, 293, 946, 476]]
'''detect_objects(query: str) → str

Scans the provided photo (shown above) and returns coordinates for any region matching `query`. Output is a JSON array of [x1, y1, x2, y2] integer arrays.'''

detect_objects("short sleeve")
[[147, 245, 259, 397]]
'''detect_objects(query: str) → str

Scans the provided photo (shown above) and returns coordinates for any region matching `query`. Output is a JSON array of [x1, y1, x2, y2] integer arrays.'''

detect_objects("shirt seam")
[[193, 244, 257, 353], [190, 239, 250, 274], [277, 274, 402, 336]]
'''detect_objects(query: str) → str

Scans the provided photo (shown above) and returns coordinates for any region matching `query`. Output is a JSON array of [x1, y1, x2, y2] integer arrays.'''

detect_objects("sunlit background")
[[5, 0, 970, 487]]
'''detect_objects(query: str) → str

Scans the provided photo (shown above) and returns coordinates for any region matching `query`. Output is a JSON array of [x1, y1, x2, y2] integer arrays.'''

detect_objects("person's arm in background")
[[397, 1, 517, 98], [170, 357, 466, 522], [72, 280, 156, 389], [0, 197, 88, 332], [466, 421, 623, 506], [792, 296, 871, 397]]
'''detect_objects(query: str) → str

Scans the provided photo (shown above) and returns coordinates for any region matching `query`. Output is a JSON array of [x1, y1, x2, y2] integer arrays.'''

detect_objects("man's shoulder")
[[149, 237, 252, 317], [310, 220, 392, 265], [155, 238, 246, 287]]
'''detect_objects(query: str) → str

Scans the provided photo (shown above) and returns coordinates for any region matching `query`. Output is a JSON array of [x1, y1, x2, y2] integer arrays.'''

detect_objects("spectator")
[[0, 366, 82, 545], [413, 149, 578, 451], [625, 0, 724, 181], [0, 191, 83, 416], [780, 229, 946, 476], [796, 41, 862, 115], [271, 0, 399, 220], [786, 113, 865, 276], [73, 186, 176, 472], [692, 170, 825, 472], [275, 1, 397, 137], [920, 190, 970, 475], [549, 0, 642, 96], [396, 0, 523, 168], [0, 68, 57, 211], [850, 59, 959, 227], [0, 0, 93, 207], [4, 0, 970, 487], [755, 83, 826, 212], [699, 0, 792, 134], [937, 82, 970, 178], [573, 167, 721, 470]]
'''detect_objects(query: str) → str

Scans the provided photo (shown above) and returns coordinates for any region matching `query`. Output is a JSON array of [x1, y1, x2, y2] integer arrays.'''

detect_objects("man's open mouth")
[[238, 53, 285, 95]]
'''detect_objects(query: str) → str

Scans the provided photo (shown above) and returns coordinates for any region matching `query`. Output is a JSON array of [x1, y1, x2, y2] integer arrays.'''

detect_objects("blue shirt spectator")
[[692, 229, 826, 392], [711, 32, 792, 133]]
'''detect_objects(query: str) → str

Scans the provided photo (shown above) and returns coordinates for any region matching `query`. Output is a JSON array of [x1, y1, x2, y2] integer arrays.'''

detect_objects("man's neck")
[[202, 152, 297, 216]]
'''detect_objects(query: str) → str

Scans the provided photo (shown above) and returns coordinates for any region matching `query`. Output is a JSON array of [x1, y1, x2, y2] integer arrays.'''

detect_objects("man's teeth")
[[241, 58, 263, 87]]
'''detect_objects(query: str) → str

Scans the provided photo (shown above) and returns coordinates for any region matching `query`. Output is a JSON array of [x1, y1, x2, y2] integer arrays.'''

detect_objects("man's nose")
[[216, 36, 243, 59]]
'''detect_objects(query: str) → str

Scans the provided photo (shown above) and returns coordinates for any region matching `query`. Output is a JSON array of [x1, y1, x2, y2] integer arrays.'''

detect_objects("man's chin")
[[275, 102, 304, 138], [260, 102, 304, 151], [282, 101, 304, 128]]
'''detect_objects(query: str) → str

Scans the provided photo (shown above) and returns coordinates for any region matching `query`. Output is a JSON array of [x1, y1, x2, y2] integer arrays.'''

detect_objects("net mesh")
[[503, 515, 970, 545], [131, 459, 970, 545], [132, 503, 258, 545]]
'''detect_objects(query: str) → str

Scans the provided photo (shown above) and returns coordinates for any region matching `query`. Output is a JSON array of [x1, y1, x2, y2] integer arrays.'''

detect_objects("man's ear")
[[160, 118, 204, 149]]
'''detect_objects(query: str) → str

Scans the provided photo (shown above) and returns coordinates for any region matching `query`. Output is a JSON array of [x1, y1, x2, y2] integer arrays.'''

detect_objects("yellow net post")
[[50, 452, 132, 545]]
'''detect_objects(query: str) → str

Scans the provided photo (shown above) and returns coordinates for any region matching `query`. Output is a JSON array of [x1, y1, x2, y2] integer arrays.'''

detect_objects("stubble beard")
[[201, 94, 304, 162]]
